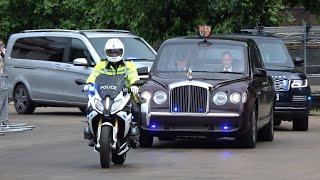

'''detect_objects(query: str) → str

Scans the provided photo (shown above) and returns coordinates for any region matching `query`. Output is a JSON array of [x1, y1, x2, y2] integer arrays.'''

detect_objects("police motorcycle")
[[75, 73, 144, 168]]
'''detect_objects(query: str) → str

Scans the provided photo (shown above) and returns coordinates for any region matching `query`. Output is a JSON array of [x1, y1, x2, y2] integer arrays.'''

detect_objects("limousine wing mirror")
[[254, 68, 267, 77], [294, 57, 304, 66], [73, 58, 88, 66]]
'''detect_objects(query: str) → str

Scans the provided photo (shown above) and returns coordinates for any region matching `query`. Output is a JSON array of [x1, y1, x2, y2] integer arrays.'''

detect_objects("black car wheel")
[[258, 104, 274, 141], [293, 116, 308, 131], [139, 132, 153, 147], [13, 84, 35, 114], [274, 119, 281, 126], [238, 106, 257, 148]]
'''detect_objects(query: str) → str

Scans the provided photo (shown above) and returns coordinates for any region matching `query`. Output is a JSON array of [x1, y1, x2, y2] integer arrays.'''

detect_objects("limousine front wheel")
[[13, 84, 35, 114], [238, 106, 257, 148]]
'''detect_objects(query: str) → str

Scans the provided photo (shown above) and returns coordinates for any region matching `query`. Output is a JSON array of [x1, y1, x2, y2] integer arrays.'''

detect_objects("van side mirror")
[[254, 68, 267, 77], [75, 79, 86, 85], [73, 58, 88, 66], [294, 57, 304, 66], [137, 67, 149, 76]]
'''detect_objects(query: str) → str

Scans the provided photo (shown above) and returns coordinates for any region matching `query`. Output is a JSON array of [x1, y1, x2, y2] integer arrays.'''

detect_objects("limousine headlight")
[[153, 91, 167, 104], [213, 92, 228, 106], [230, 92, 241, 104], [291, 79, 308, 88]]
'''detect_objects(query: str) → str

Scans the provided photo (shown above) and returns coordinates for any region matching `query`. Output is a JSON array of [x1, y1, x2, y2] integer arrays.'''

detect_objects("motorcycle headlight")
[[94, 99, 104, 112], [153, 91, 167, 104], [291, 79, 308, 88], [213, 92, 228, 106], [230, 92, 241, 104], [111, 99, 123, 113]]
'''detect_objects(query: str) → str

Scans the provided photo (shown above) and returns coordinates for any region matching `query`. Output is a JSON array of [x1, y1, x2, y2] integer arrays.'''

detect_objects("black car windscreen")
[[155, 41, 248, 73], [95, 74, 126, 99], [255, 39, 295, 70]]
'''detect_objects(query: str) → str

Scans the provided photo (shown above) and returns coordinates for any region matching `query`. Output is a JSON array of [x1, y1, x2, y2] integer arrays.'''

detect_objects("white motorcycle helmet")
[[104, 38, 125, 63]]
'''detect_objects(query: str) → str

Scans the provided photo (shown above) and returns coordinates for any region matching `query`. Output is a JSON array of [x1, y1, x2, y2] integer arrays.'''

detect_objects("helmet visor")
[[106, 49, 123, 57]]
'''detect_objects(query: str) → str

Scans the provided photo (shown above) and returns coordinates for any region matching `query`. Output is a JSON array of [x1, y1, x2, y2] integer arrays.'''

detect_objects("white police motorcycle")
[[75, 74, 143, 168]]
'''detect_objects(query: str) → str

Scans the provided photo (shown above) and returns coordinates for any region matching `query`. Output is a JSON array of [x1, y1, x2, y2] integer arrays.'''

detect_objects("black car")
[[139, 29, 275, 148], [219, 34, 311, 131]]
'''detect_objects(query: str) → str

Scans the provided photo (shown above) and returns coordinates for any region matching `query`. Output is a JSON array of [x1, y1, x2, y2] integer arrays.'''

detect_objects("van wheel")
[[79, 107, 87, 115], [13, 84, 35, 114]]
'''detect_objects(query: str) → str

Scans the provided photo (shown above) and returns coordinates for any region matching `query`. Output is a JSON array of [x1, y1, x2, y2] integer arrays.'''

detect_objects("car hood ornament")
[[187, 68, 193, 80]]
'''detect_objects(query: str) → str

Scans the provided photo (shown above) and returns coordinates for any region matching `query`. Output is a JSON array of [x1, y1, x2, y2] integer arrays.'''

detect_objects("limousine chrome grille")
[[169, 81, 211, 113]]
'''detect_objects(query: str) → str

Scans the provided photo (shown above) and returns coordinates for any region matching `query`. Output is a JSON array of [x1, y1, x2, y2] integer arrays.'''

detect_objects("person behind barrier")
[[86, 38, 140, 148], [0, 40, 5, 74]]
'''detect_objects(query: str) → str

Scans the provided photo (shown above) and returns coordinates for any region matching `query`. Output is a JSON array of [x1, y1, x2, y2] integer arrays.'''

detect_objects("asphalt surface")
[[1, 104, 320, 180]]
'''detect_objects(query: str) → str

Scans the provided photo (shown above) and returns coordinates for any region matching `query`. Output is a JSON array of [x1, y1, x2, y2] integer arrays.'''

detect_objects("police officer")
[[85, 38, 140, 148]]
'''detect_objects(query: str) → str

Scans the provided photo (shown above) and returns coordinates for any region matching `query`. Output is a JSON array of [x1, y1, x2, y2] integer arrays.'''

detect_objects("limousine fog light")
[[213, 92, 228, 106], [230, 92, 241, 104], [223, 126, 229, 130], [153, 91, 167, 104], [151, 124, 156, 128]]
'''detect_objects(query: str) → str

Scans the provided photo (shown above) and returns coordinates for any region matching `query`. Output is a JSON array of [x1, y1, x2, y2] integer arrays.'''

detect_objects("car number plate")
[[276, 94, 279, 101]]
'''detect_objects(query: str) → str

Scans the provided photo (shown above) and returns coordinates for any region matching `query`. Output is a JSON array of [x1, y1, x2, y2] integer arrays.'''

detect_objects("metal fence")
[[0, 74, 34, 134]]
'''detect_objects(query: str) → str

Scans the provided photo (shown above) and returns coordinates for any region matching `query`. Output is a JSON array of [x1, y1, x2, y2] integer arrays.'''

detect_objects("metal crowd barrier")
[[0, 74, 34, 134]]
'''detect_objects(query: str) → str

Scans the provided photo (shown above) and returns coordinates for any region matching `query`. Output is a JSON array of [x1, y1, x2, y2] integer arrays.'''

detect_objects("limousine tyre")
[[258, 105, 274, 141], [139, 133, 153, 147], [292, 116, 308, 131], [238, 106, 257, 148], [13, 84, 35, 114]]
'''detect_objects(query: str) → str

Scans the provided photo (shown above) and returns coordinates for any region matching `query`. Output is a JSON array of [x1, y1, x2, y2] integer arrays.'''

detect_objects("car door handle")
[[55, 64, 62, 68]]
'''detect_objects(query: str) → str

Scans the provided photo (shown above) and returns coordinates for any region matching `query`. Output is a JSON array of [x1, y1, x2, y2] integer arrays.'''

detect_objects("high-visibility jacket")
[[86, 60, 139, 87]]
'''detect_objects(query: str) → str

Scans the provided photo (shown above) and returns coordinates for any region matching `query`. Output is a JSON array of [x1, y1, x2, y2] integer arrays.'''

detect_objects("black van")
[[217, 34, 311, 131]]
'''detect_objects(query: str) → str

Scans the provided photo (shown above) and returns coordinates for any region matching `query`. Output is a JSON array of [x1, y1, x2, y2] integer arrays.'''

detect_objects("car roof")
[[16, 29, 138, 38], [215, 33, 282, 41], [162, 36, 251, 45]]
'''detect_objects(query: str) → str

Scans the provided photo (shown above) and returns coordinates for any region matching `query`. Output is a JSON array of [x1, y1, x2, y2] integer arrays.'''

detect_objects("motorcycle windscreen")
[[95, 74, 126, 99]]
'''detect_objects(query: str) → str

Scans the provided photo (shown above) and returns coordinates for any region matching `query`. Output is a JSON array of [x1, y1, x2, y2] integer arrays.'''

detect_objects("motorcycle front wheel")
[[112, 153, 126, 165], [100, 126, 112, 168]]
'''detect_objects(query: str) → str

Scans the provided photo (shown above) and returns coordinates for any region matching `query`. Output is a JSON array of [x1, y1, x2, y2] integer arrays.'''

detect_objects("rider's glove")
[[130, 86, 139, 94]]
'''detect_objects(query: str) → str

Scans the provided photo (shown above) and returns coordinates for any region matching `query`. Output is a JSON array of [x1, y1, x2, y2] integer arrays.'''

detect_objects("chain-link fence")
[[0, 74, 34, 134]]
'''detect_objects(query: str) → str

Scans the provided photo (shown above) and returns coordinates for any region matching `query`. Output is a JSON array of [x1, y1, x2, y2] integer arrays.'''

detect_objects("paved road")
[[1, 104, 320, 180]]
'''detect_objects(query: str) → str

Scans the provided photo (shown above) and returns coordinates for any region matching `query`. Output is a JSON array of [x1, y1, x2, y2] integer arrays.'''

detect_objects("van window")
[[68, 38, 94, 66], [11, 37, 67, 62]]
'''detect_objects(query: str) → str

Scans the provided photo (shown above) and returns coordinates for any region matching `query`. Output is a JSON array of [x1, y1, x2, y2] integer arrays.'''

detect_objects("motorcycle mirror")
[[75, 79, 86, 85], [133, 80, 145, 86]]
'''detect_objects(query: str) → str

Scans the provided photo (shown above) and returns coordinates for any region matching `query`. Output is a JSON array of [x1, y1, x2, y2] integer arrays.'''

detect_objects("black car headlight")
[[291, 79, 308, 88]]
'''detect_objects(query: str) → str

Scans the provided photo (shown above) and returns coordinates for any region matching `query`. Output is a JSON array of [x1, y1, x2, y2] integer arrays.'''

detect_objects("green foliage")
[[0, 0, 310, 46]]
